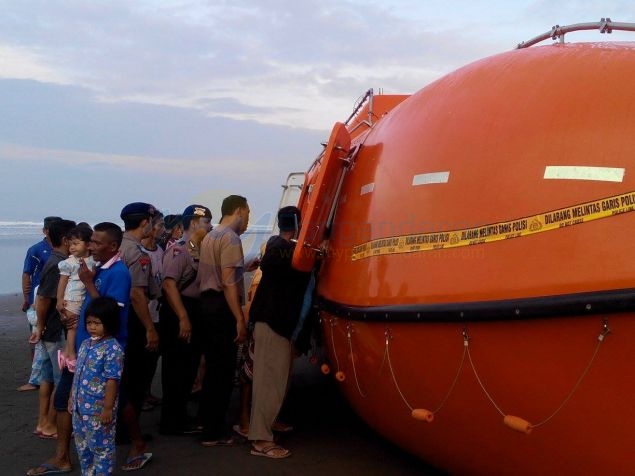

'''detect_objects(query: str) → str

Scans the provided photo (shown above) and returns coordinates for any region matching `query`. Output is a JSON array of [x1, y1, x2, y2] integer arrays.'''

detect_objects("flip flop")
[[38, 432, 58, 440], [250, 444, 291, 459], [57, 350, 66, 371], [121, 452, 152, 472], [66, 359, 76, 373], [200, 437, 234, 447], [232, 424, 249, 438], [17, 383, 39, 392], [25, 462, 72, 475]]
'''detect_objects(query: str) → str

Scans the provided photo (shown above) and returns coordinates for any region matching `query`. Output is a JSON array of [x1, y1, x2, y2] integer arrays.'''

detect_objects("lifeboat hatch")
[[292, 122, 351, 272]]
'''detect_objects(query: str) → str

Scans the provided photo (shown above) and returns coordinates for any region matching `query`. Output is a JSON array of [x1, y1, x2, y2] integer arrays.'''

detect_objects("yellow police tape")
[[350, 190, 635, 261]]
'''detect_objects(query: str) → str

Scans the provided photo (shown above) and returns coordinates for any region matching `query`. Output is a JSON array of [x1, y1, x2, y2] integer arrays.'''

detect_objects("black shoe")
[[182, 425, 203, 435]]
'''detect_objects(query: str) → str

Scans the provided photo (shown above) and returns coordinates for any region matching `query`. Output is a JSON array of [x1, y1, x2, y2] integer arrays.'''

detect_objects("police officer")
[[159, 204, 212, 435], [118, 202, 160, 471]]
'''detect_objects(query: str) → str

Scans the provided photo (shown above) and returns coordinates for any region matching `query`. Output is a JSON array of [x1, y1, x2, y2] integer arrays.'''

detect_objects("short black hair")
[[68, 225, 92, 243], [164, 214, 183, 230], [84, 296, 120, 337], [221, 195, 247, 218], [123, 215, 148, 231], [93, 222, 124, 247], [43, 216, 62, 229], [49, 219, 77, 247]]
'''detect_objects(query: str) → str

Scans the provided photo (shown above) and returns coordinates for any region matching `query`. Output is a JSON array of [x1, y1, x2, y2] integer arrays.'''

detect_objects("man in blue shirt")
[[76, 222, 131, 349], [22, 216, 62, 311], [18, 216, 61, 392]]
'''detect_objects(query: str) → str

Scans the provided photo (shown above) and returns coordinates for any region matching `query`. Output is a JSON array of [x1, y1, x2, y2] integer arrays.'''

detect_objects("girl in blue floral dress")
[[69, 297, 124, 475]]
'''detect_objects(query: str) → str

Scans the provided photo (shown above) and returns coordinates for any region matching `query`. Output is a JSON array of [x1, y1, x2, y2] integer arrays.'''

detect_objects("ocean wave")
[[0, 221, 42, 226], [0, 222, 42, 237]]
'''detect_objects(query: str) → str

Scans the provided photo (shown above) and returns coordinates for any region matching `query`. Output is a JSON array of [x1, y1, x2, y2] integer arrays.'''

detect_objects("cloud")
[[1, 0, 633, 223], [0, 77, 325, 222], [0, 45, 70, 83], [0, 79, 324, 158], [0, 0, 503, 129]]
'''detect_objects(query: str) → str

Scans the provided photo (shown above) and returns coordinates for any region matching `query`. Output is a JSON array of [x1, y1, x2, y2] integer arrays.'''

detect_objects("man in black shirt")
[[29, 219, 76, 440], [248, 206, 310, 458]]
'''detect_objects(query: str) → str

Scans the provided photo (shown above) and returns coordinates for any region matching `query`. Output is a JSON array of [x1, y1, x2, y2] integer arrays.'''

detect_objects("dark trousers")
[[159, 296, 202, 432], [199, 290, 238, 440], [121, 307, 157, 416]]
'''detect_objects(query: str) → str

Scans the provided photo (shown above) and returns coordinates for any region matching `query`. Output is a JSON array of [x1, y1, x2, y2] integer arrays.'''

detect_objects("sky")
[[0, 0, 633, 226]]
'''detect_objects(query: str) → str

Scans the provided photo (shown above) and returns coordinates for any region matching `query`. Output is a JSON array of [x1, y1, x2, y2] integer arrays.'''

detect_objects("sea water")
[[0, 221, 270, 295], [0, 222, 42, 295]]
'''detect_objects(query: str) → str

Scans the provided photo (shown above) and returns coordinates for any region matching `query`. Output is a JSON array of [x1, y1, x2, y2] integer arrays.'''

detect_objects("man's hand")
[[245, 256, 261, 272], [178, 316, 192, 343], [21, 299, 29, 313], [145, 326, 159, 351], [29, 326, 42, 344], [235, 320, 247, 344], [78, 258, 96, 285]]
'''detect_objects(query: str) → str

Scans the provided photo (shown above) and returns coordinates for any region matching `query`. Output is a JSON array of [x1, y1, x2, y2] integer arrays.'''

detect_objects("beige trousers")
[[248, 322, 292, 442]]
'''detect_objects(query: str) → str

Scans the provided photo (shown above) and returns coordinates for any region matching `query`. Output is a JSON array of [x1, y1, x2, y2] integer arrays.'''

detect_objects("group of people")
[[20, 195, 313, 475]]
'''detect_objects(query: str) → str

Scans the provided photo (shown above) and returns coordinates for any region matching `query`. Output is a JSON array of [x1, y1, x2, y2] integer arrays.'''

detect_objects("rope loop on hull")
[[345, 322, 387, 398], [325, 317, 611, 432], [383, 327, 466, 422], [466, 318, 611, 433]]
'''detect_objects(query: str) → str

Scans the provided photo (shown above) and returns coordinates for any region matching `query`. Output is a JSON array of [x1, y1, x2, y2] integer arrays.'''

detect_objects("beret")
[[182, 204, 212, 219], [120, 202, 157, 219]]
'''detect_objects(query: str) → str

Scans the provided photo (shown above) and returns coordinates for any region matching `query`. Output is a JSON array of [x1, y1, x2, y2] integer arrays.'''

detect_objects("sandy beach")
[[1, 292, 444, 476]]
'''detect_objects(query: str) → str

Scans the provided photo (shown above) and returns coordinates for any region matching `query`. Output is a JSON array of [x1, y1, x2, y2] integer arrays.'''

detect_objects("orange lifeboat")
[[296, 20, 635, 475]]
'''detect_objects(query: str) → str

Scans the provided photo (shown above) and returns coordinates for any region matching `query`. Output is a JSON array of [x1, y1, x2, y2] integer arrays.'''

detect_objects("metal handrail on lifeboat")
[[344, 88, 375, 135], [516, 18, 635, 49]]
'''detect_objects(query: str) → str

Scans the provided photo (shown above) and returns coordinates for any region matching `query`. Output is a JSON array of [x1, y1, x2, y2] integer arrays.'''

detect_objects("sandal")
[[251, 444, 291, 459], [121, 452, 152, 471], [200, 437, 234, 447], [57, 350, 66, 371], [66, 358, 76, 373]]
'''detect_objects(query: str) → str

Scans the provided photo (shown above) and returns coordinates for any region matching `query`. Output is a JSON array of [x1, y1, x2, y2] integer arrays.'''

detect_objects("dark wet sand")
[[1, 292, 444, 475]]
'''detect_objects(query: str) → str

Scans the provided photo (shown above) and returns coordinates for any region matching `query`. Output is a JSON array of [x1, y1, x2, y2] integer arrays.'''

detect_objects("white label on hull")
[[360, 183, 375, 195], [544, 166, 625, 182], [412, 171, 450, 186]]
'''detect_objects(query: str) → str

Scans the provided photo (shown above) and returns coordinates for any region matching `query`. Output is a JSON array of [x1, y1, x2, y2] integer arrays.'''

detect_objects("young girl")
[[56, 225, 96, 372], [69, 296, 125, 475]]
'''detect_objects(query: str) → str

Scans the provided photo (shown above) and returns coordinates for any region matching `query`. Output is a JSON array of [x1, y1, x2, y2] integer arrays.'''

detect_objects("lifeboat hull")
[[322, 315, 633, 475], [303, 41, 635, 474]]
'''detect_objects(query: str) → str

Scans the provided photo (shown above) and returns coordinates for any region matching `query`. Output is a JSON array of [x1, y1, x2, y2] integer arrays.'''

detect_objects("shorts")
[[64, 300, 83, 317], [39, 339, 65, 385], [53, 368, 74, 411], [28, 341, 45, 386]]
